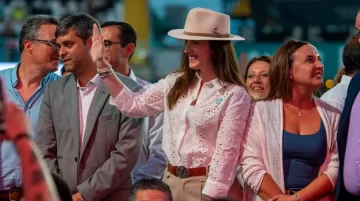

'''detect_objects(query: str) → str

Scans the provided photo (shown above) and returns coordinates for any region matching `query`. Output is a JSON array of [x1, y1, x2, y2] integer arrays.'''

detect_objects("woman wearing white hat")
[[90, 8, 250, 201]]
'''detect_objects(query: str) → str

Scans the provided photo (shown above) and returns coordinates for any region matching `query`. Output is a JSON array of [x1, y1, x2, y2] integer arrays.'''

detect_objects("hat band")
[[183, 31, 231, 38]]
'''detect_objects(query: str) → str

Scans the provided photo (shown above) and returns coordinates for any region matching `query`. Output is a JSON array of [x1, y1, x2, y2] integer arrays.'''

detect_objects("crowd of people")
[[0, 5, 360, 201]]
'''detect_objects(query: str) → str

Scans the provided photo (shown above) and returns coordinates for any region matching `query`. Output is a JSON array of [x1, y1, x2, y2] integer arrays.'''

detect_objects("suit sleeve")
[[77, 114, 144, 201], [34, 83, 59, 174]]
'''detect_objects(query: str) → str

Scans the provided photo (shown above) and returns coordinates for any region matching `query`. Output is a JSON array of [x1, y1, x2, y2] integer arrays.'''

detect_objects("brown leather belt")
[[167, 164, 208, 178]]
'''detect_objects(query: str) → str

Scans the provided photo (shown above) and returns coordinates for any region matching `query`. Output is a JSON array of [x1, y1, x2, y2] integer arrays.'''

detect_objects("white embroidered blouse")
[[110, 73, 251, 197]]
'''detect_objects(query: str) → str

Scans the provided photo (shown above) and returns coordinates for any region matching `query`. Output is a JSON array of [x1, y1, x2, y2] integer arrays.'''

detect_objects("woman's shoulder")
[[163, 71, 182, 82], [154, 71, 183, 88]]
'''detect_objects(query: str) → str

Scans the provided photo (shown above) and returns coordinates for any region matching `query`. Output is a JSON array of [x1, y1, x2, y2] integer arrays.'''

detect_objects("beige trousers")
[[163, 170, 243, 201]]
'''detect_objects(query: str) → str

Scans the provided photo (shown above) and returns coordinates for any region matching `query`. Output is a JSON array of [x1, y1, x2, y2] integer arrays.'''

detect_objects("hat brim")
[[168, 29, 245, 41]]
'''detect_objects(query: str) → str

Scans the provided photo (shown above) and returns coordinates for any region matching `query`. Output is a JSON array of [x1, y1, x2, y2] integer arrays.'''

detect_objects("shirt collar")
[[195, 71, 227, 91], [76, 74, 101, 88], [340, 75, 352, 84], [11, 62, 53, 88], [10, 63, 20, 87], [128, 67, 137, 82]]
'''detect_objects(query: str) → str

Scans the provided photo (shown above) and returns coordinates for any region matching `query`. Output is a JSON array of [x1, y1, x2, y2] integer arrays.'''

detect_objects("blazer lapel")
[[79, 82, 109, 159], [64, 76, 80, 153]]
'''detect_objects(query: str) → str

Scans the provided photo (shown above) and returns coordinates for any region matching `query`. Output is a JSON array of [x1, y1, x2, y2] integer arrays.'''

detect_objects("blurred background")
[[0, 0, 358, 89]]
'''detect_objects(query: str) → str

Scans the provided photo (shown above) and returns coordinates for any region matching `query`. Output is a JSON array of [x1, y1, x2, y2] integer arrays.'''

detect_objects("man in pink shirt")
[[35, 14, 144, 201]]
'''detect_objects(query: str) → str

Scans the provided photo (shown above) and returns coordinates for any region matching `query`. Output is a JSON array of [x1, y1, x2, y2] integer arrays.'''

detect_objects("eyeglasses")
[[33, 39, 60, 50], [104, 40, 122, 50]]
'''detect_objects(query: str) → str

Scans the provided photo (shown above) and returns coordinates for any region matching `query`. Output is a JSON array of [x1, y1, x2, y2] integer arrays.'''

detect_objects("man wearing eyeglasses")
[[100, 21, 167, 184], [0, 15, 60, 201]]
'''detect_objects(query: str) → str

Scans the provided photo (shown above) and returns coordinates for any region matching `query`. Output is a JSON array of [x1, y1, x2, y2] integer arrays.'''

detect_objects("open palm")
[[90, 23, 107, 69]]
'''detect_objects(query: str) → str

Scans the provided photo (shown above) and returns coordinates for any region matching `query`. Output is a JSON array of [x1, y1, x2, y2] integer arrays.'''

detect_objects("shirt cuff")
[[202, 179, 229, 198]]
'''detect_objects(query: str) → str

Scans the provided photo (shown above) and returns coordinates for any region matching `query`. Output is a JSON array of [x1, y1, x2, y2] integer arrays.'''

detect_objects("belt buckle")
[[176, 166, 189, 178]]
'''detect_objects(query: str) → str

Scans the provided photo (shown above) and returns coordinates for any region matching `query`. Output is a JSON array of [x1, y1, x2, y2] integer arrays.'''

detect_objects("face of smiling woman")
[[246, 60, 270, 100]]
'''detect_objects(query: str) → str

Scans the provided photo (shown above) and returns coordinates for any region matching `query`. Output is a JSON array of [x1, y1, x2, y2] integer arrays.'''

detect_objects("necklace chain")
[[284, 103, 313, 117]]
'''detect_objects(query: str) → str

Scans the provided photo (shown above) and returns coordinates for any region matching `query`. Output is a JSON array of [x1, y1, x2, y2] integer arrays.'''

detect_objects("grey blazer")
[[35, 73, 144, 201]]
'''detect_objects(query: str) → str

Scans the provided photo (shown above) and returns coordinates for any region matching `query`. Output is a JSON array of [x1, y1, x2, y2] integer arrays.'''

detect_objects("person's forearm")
[[296, 173, 334, 201], [99, 69, 124, 99], [258, 173, 283, 200], [15, 138, 60, 201]]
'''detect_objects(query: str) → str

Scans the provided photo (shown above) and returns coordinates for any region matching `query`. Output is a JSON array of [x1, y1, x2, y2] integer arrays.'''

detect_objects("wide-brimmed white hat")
[[168, 8, 245, 41]]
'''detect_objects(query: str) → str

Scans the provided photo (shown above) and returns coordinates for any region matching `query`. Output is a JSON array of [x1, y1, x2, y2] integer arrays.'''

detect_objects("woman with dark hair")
[[244, 56, 271, 100], [90, 8, 251, 201], [240, 40, 340, 201]]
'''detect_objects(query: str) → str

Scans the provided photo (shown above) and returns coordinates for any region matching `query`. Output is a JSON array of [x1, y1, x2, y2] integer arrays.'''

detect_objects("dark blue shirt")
[[283, 121, 327, 190]]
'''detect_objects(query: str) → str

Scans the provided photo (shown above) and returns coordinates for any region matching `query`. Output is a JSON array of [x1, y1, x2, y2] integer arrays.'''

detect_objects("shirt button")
[[356, 160, 359, 164]]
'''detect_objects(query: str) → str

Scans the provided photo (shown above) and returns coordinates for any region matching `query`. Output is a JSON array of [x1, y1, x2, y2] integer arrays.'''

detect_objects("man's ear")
[[87, 36, 93, 49], [24, 40, 33, 53], [124, 43, 135, 58]]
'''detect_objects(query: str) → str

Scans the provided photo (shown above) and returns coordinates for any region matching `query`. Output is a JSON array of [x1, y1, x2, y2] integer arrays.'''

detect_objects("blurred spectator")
[[87, 0, 114, 16], [30, 0, 52, 15], [3, 0, 27, 35], [129, 178, 172, 201], [0, 20, 16, 37], [356, 6, 360, 31]]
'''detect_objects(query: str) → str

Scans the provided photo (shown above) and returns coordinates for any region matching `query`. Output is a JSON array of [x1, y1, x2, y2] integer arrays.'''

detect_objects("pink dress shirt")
[[77, 74, 101, 146]]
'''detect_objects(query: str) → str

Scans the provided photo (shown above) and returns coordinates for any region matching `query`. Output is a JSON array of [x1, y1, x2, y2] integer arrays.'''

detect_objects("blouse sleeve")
[[202, 87, 251, 198], [323, 110, 340, 191], [110, 74, 177, 118]]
